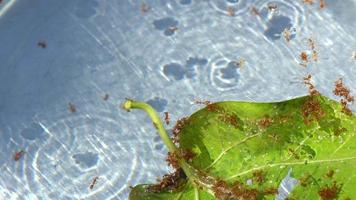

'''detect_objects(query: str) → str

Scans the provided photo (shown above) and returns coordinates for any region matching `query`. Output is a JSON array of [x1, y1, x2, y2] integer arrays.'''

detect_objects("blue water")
[[0, 0, 355, 199]]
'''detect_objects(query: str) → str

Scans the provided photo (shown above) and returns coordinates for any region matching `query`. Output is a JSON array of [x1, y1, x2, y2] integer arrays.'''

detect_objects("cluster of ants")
[[333, 78, 354, 116], [299, 38, 319, 67], [301, 74, 354, 125], [154, 74, 354, 197], [298, 170, 347, 200], [303, 0, 326, 9], [147, 115, 195, 193], [212, 170, 278, 200]]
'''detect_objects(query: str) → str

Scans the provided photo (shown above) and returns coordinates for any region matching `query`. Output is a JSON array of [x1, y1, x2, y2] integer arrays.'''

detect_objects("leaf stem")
[[123, 99, 177, 152], [122, 99, 207, 188]]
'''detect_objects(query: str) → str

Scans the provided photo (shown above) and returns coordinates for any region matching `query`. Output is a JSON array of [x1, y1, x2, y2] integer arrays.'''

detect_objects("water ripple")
[[254, 0, 306, 35], [208, 0, 255, 17], [23, 110, 141, 199]]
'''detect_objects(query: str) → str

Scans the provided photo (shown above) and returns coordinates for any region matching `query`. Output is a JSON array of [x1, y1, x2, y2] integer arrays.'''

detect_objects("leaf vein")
[[204, 133, 261, 170], [227, 156, 356, 180]]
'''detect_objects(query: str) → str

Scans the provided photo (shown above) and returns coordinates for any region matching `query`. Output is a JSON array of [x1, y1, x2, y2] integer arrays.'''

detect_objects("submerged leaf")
[[127, 95, 356, 200]]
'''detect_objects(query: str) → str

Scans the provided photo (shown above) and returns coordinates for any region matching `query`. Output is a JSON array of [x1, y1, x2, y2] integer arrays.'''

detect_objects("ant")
[[232, 59, 246, 69], [302, 0, 314, 5], [141, 2, 149, 14], [194, 100, 211, 105], [300, 52, 308, 62], [267, 3, 278, 13], [319, 0, 326, 9], [308, 38, 318, 61], [288, 148, 300, 159], [13, 150, 25, 161], [164, 112, 170, 125], [326, 169, 335, 178], [283, 28, 291, 42], [102, 94, 109, 101], [89, 176, 99, 190], [227, 6, 235, 17], [68, 102, 76, 113], [250, 6, 260, 16], [37, 41, 47, 49], [167, 26, 178, 34], [267, 133, 280, 143], [300, 52, 308, 67]]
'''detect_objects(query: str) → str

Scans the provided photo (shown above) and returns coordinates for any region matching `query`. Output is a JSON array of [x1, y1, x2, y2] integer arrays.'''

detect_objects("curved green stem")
[[123, 99, 177, 152], [122, 99, 211, 190]]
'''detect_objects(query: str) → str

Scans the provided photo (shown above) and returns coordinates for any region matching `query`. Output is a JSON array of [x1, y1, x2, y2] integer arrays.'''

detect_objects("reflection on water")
[[0, 0, 355, 199]]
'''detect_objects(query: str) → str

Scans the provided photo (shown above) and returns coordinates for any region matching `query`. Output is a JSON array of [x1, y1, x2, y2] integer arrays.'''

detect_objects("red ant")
[[319, 0, 326, 9], [103, 94, 109, 101], [167, 26, 178, 33], [194, 100, 211, 105], [89, 176, 99, 190], [267, 3, 278, 12], [283, 28, 291, 42], [308, 38, 318, 61], [141, 2, 149, 14], [164, 112, 170, 125], [326, 169, 335, 178], [303, 0, 314, 5], [37, 41, 47, 49], [68, 102, 77, 113], [232, 59, 246, 69], [227, 6, 235, 17], [13, 150, 25, 161], [250, 6, 260, 16], [299, 52, 309, 67], [300, 52, 308, 62]]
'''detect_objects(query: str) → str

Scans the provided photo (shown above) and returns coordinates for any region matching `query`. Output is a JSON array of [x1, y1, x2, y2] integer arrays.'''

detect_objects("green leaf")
[[125, 95, 356, 200]]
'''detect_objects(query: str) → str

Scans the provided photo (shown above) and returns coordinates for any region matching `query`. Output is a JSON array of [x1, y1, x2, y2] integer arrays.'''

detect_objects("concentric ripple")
[[183, 26, 301, 101], [209, 56, 242, 91], [23, 109, 142, 199], [253, 0, 306, 39]]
